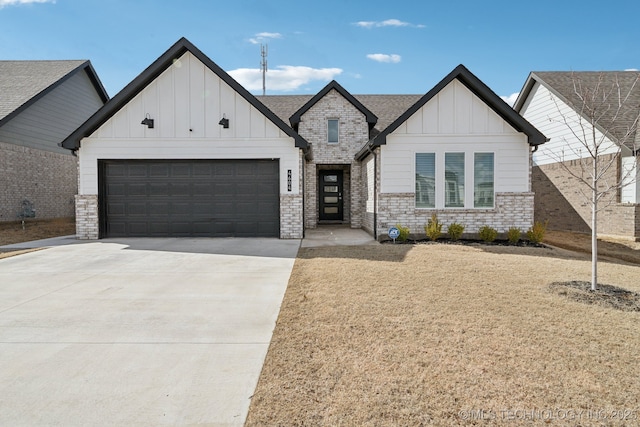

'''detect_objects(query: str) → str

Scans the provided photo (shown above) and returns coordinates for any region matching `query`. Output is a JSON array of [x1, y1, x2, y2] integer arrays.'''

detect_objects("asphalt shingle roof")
[[257, 93, 423, 137], [0, 60, 87, 121], [529, 71, 640, 150]]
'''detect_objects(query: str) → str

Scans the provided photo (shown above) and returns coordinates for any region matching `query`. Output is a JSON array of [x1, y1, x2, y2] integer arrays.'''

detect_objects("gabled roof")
[[514, 71, 640, 151], [0, 60, 108, 128], [356, 64, 548, 160], [259, 94, 420, 137], [288, 80, 378, 130], [61, 37, 308, 150]]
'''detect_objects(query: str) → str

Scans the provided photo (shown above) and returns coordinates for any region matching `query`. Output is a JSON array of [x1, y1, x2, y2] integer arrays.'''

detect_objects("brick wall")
[[376, 192, 534, 240], [280, 193, 303, 238], [75, 194, 98, 239], [0, 141, 77, 221], [533, 154, 640, 239], [280, 150, 304, 238], [298, 89, 370, 229]]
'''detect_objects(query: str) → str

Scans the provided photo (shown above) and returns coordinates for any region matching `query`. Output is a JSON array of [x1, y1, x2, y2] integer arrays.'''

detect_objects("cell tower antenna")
[[260, 44, 268, 96]]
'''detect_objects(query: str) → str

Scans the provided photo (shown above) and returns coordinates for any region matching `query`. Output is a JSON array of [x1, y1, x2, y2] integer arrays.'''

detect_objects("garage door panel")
[[127, 203, 147, 216], [171, 164, 191, 177], [193, 164, 212, 176], [128, 222, 148, 234], [149, 222, 170, 234], [128, 165, 148, 177], [150, 164, 170, 177], [102, 160, 279, 237], [149, 183, 169, 196], [193, 183, 212, 196], [108, 222, 126, 235], [214, 163, 234, 175], [170, 222, 192, 235], [107, 183, 126, 196], [106, 200, 124, 214], [170, 183, 190, 196], [149, 202, 170, 215], [214, 182, 234, 195]]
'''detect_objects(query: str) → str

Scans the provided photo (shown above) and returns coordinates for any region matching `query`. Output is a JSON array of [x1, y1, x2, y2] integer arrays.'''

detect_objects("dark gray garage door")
[[100, 159, 279, 237]]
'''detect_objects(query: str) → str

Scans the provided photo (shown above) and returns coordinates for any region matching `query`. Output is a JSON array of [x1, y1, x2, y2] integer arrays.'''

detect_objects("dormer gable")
[[289, 80, 377, 134]]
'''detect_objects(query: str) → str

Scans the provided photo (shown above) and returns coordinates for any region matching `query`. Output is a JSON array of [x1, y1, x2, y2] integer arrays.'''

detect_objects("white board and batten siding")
[[380, 79, 530, 195], [79, 51, 300, 195], [520, 82, 620, 166]]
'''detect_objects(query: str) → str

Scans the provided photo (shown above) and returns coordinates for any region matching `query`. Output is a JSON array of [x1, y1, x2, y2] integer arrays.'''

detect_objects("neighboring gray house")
[[0, 60, 108, 222], [63, 38, 545, 240], [515, 71, 640, 240]]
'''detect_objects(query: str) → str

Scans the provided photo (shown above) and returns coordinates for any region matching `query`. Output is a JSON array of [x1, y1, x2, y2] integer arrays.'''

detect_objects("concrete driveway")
[[0, 237, 300, 426]]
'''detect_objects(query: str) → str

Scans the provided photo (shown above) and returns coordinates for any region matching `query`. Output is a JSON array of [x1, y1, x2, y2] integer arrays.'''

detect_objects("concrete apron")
[[301, 225, 379, 248], [0, 237, 300, 426]]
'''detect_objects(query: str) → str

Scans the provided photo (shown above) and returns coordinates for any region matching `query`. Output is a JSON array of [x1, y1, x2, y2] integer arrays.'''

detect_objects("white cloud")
[[355, 19, 424, 28], [228, 65, 342, 92], [0, 0, 54, 6], [249, 32, 282, 44], [500, 92, 520, 107], [624, 68, 639, 71], [366, 53, 401, 63]]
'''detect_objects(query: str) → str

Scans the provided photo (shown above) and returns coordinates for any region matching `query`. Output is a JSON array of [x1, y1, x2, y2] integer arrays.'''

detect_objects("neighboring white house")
[[0, 61, 108, 222], [63, 38, 546, 240], [515, 71, 640, 240]]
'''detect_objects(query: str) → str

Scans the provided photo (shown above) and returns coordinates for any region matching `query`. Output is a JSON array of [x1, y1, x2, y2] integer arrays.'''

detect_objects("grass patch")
[[247, 244, 640, 426]]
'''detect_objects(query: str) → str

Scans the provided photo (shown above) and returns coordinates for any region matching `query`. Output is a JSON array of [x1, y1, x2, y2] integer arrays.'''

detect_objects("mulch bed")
[[382, 238, 546, 248], [549, 281, 640, 312]]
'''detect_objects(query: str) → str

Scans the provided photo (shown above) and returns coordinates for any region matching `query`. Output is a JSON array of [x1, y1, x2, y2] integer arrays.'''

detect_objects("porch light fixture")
[[141, 114, 154, 128], [218, 114, 229, 128]]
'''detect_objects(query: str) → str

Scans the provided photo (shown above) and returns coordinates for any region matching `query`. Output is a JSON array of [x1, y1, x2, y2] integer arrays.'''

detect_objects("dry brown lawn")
[[247, 242, 640, 426], [0, 217, 75, 259]]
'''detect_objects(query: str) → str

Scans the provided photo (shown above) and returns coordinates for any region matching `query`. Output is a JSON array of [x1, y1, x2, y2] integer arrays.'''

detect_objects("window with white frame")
[[474, 153, 494, 208], [445, 153, 465, 208], [327, 119, 339, 143], [415, 153, 435, 208], [415, 152, 495, 209]]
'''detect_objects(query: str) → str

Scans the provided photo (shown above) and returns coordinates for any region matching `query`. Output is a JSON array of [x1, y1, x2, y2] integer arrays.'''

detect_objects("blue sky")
[[1, 0, 639, 105]]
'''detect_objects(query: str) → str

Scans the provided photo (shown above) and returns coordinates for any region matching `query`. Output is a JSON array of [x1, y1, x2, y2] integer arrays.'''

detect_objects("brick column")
[[75, 195, 99, 239]]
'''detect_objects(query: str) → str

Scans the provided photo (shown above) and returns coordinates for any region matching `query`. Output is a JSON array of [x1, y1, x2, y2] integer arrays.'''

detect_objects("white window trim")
[[414, 151, 496, 210]]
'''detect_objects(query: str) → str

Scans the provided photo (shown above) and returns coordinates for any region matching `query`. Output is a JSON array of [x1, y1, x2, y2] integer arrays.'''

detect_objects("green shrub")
[[526, 220, 548, 244], [478, 225, 498, 243], [396, 224, 410, 241], [424, 214, 443, 241], [447, 222, 465, 241], [507, 227, 521, 245]]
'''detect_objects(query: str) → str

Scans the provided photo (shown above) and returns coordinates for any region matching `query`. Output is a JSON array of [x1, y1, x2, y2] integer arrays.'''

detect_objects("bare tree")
[[547, 72, 640, 291]]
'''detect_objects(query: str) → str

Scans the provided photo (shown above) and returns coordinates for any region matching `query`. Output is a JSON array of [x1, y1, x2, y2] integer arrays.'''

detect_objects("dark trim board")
[[98, 159, 280, 238]]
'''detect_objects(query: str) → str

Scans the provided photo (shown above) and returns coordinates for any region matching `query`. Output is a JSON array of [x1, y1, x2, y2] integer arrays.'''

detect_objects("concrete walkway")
[[0, 237, 299, 426], [301, 225, 379, 248]]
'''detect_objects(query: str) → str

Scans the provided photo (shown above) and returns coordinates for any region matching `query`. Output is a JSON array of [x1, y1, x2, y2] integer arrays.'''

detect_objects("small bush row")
[[394, 215, 547, 244]]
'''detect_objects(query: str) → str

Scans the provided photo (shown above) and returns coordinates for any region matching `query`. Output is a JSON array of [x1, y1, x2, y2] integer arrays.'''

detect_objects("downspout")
[[373, 147, 378, 240], [301, 150, 306, 238], [362, 144, 378, 240]]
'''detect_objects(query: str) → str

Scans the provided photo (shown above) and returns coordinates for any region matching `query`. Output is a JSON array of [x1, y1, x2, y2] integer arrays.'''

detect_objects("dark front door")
[[319, 170, 343, 221]]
